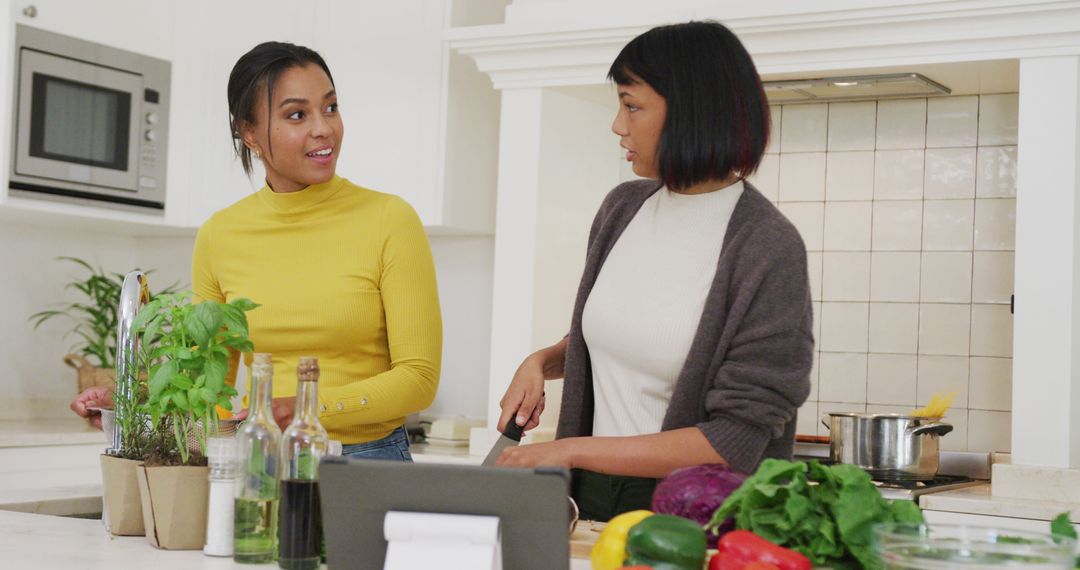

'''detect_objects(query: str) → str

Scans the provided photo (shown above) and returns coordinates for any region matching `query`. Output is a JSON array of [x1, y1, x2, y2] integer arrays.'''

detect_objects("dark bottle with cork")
[[277, 357, 329, 570]]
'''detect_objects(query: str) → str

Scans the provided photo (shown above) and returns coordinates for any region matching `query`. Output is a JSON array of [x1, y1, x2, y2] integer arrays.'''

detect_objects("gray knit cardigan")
[[556, 179, 814, 474]]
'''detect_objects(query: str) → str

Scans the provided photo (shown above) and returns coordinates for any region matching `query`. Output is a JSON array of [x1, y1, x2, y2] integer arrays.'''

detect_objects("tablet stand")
[[383, 511, 502, 570]]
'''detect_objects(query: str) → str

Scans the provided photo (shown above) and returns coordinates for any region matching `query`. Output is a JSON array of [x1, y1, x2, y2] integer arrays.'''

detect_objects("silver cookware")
[[822, 412, 953, 481]]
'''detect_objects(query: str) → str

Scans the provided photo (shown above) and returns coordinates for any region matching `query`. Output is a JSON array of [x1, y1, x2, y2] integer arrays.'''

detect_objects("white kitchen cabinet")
[[9, 1, 176, 61], [171, 1, 316, 229], [305, 1, 497, 234], [1, 1, 498, 234]]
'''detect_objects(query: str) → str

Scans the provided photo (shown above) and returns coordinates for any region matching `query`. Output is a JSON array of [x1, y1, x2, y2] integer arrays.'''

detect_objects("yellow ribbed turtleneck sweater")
[[192, 175, 442, 444]]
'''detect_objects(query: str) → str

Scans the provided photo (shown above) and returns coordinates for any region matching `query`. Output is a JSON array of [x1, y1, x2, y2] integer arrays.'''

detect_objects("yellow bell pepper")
[[590, 510, 654, 570]]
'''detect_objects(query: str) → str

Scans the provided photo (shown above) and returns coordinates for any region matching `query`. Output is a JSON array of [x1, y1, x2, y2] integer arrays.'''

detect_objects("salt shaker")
[[204, 436, 238, 557]]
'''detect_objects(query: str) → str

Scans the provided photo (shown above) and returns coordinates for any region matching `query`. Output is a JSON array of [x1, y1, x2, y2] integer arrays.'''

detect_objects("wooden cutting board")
[[569, 519, 605, 559]]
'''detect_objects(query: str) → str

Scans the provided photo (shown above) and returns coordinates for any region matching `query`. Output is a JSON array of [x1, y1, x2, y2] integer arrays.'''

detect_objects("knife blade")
[[481, 420, 526, 466]]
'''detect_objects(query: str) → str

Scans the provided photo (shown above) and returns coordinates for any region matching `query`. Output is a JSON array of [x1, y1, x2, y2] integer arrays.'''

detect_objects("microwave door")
[[15, 48, 141, 192]]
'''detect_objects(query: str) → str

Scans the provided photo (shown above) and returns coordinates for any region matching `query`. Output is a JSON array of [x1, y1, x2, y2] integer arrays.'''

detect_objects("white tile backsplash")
[[920, 252, 973, 303], [972, 251, 1014, 304], [825, 151, 875, 201], [867, 353, 917, 405], [819, 352, 869, 403], [917, 355, 970, 408], [968, 410, 1011, 453], [820, 302, 870, 353], [870, 252, 921, 302], [940, 408, 969, 452], [925, 147, 976, 199], [779, 152, 827, 202], [922, 200, 975, 251], [807, 251, 823, 302], [877, 99, 927, 150], [781, 104, 828, 152], [970, 303, 1013, 358], [919, 304, 971, 356], [875, 150, 925, 200], [974, 198, 1016, 250], [976, 146, 1017, 198], [868, 303, 919, 354], [749, 153, 780, 201], [872, 201, 923, 251], [777, 95, 1016, 452], [926, 96, 979, 148], [778, 202, 825, 251], [822, 252, 871, 302], [766, 105, 781, 154], [823, 202, 873, 251], [796, 400, 819, 437], [977, 94, 1019, 146], [828, 101, 877, 151], [970, 356, 1013, 411]]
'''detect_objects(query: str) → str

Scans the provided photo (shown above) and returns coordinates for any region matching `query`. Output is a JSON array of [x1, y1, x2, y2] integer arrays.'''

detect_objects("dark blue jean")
[[340, 426, 412, 462]]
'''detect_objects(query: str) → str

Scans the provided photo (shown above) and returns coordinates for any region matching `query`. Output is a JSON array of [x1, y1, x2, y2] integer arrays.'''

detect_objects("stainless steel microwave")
[[9, 25, 170, 212]]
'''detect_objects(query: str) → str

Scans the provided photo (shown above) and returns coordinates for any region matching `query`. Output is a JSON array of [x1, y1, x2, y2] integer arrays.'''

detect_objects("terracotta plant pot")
[[100, 454, 145, 536], [64, 354, 115, 394], [135, 464, 210, 550]]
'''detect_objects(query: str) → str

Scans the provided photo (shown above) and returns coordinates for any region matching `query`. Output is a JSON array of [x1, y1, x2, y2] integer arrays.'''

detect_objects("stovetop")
[[793, 442, 991, 501], [873, 474, 984, 501]]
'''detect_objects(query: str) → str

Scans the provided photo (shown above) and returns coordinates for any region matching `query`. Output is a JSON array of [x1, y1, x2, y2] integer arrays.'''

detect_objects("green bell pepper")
[[623, 514, 707, 570]]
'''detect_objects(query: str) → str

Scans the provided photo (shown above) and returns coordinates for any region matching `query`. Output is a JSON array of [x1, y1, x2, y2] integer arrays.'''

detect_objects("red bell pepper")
[[708, 530, 811, 570]]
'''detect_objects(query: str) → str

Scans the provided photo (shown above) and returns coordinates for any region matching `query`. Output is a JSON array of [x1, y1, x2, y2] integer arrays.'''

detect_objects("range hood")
[[763, 73, 951, 104]]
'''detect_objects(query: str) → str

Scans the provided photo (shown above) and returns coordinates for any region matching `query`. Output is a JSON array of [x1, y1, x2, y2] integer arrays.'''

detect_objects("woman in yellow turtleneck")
[[195, 41, 442, 460]]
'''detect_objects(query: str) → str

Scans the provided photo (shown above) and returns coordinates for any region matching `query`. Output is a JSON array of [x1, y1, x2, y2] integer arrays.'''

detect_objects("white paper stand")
[[383, 511, 502, 570]]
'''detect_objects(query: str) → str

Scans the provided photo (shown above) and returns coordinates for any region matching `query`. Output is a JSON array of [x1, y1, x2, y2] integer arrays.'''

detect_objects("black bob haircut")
[[608, 21, 770, 191], [227, 42, 335, 175]]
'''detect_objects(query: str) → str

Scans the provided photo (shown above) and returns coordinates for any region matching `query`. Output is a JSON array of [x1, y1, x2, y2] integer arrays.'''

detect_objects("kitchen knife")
[[481, 420, 526, 467]]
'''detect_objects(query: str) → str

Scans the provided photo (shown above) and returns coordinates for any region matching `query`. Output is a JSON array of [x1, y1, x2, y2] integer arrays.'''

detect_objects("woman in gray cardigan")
[[494, 21, 814, 521]]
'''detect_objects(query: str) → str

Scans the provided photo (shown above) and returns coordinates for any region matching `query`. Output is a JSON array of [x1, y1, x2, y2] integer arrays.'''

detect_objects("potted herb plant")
[[29, 257, 175, 393], [130, 291, 258, 550]]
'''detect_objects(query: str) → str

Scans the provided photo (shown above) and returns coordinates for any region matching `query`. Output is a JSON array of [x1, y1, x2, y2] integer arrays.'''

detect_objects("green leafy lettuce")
[[705, 459, 923, 569]]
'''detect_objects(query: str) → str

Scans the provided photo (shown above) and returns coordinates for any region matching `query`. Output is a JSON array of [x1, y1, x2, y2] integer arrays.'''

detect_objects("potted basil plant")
[[130, 291, 258, 550]]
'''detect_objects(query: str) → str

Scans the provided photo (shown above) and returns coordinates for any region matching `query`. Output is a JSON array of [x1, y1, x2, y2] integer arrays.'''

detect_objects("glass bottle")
[[234, 353, 282, 564], [278, 356, 329, 570]]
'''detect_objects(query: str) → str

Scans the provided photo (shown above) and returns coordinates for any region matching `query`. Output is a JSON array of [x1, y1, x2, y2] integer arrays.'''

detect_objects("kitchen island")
[[0, 508, 597, 569]]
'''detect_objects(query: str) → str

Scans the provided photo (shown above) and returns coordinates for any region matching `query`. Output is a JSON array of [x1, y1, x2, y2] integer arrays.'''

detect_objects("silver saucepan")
[[822, 412, 953, 481]]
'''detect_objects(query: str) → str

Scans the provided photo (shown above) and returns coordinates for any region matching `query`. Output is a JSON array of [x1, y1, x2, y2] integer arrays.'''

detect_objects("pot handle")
[[908, 422, 954, 437], [821, 415, 831, 431]]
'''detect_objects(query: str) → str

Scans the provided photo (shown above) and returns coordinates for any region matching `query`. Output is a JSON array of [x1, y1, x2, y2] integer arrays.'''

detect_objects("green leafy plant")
[[1049, 512, 1079, 568], [705, 459, 924, 570], [132, 291, 258, 465], [30, 257, 176, 369]]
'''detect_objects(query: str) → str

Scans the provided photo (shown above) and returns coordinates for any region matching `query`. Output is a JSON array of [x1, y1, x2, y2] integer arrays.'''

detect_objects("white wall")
[[0, 223, 493, 422], [0, 223, 191, 419], [425, 236, 494, 420]]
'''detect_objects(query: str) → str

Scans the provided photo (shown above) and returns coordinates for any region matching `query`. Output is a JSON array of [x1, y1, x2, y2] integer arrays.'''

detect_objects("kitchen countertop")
[[0, 418, 105, 447], [920, 483, 1080, 523], [0, 509, 594, 569]]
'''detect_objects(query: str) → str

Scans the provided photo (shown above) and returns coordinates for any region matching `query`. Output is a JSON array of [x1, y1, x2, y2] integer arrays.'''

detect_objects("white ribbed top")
[[584, 181, 744, 437]]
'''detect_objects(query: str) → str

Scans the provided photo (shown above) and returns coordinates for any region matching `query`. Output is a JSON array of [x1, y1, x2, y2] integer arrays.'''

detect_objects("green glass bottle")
[[234, 353, 281, 564]]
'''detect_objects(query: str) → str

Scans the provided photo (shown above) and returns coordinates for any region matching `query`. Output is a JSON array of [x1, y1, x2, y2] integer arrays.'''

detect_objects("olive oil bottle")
[[234, 353, 282, 563]]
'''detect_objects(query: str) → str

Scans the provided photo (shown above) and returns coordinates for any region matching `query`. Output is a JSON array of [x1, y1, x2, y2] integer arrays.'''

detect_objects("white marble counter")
[[921, 483, 1080, 523], [0, 509, 591, 569], [410, 441, 484, 465], [0, 418, 105, 447]]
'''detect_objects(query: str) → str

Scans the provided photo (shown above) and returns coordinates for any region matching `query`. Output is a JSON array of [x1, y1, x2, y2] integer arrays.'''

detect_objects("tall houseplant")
[[30, 257, 176, 392], [130, 291, 258, 549]]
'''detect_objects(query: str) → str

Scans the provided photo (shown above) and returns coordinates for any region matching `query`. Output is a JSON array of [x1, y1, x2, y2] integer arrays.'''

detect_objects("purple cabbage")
[[650, 463, 747, 548]]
